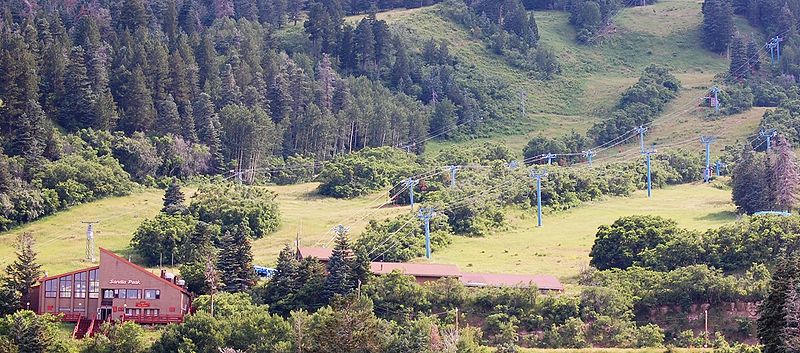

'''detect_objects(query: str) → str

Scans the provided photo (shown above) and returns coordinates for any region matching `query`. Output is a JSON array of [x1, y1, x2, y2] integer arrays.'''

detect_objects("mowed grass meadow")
[[0, 181, 737, 284]]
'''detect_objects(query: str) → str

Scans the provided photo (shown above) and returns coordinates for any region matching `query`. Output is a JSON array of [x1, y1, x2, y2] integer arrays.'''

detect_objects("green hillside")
[[0, 181, 737, 283], [364, 0, 762, 155]]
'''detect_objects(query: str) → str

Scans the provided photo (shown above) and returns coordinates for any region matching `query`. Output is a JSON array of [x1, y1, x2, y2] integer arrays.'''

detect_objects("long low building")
[[31, 247, 192, 335], [297, 247, 564, 292]]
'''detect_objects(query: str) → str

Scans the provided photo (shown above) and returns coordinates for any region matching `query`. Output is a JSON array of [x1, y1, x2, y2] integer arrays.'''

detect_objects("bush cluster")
[[590, 214, 800, 273], [317, 147, 424, 198], [589, 65, 681, 145], [0, 135, 133, 231]]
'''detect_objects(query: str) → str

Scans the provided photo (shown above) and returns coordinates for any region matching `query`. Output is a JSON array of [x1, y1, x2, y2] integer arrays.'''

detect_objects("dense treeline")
[[0, 0, 555, 230], [732, 136, 800, 214]]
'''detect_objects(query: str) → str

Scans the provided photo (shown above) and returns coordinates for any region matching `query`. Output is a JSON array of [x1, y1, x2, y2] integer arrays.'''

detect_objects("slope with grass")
[[429, 182, 737, 284], [0, 180, 738, 285], [390, 0, 765, 155]]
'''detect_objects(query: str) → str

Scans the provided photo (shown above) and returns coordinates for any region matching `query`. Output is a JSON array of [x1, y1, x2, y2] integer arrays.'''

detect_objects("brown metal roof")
[[297, 247, 333, 261], [369, 262, 462, 278], [99, 248, 191, 296], [460, 273, 564, 291]]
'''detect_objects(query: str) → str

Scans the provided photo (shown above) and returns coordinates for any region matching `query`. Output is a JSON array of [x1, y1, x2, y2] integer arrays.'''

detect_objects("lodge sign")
[[108, 279, 141, 285]]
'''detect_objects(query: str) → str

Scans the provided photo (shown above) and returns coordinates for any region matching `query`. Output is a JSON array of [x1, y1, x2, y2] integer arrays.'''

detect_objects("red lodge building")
[[31, 247, 191, 334]]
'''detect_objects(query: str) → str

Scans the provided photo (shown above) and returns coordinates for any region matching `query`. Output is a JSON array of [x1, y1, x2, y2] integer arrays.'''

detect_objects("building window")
[[74, 272, 86, 298], [58, 306, 71, 312], [59, 276, 72, 298], [88, 270, 99, 299], [124, 308, 141, 316], [116, 289, 126, 299], [144, 289, 160, 300], [144, 309, 159, 316], [126, 289, 141, 299], [103, 289, 115, 299], [45, 280, 57, 298]]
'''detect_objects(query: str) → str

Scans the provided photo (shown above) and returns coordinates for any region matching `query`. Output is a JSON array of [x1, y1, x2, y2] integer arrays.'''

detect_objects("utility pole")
[[715, 160, 726, 176], [642, 145, 657, 198], [700, 135, 716, 183], [767, 40, 778, 65], [81, 221, 100, 263], [583, 150, 596, 167], [710, 86, 722, 113], [760, 128, 778, 151], [403, 177, 419, 210], [417, 207, 436, 259], [447, 166, 459, 188], [704, 309, 709, 348], [545, 153, 556, 165], [767, 36, 784, 65], [519, 89, 527, 119], [635, 126, 648, 152], [530, 169, 548, 227]]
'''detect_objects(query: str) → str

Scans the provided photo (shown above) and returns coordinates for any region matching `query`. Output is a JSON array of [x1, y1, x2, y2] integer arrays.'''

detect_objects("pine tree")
[[194, 92, 226, 173], [120, 65, 156, 133], [295, 257, 327, 311], [39, 38, 66, 120], [701, 0, 735, 53], [217, 224, 256, 292], [234, 0, 259, 20], [156, 94, 182, 136], [772, 136, 800, 212], [9, 311, 52, 353], [264, 245, 300, 314], [180, 222, 217, 264], [178, 0, 202, 35], [759, 257, 800, 353], [162, 178, 187, 215], [169, 49, 194, 119], [220, 64, 242, 107], [323, 227, 358, 301], [729, 35, 749, 79], [390, 38, 412, 92], [119, 0, 149, 32], [429, 98, 458, 140], [0, 32, 40, 136], [10, 100, 46, 165], [353, 18, 377, 76], [88, 44, 119, 130], [59, 46, 97, 131], [4, 232, 42, 306], [783, 283, 800, 352]]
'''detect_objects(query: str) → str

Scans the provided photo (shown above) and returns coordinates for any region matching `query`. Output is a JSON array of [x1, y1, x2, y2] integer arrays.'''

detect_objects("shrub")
[[35, 154, 132, 208], [130, 214, 198, 265], [189, 183, 280, 238], [317, 147, 422, 198]]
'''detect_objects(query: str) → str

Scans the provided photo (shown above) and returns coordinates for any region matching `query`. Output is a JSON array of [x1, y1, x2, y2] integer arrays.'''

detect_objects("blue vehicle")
[[254, 265, 276, 278]]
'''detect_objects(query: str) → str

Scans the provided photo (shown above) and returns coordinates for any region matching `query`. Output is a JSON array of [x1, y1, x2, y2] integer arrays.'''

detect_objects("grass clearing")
[[430, 183, 737, 285], [0, 183, 406, 274], [0, 188, 167, 274]]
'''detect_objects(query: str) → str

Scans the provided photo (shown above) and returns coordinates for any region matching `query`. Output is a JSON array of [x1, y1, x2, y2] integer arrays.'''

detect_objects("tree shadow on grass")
[[694, 210, 738, 223]]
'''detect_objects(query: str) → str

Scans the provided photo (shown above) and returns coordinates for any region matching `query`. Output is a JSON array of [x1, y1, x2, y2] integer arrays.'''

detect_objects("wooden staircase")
[[72, 318, 93, 339]]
